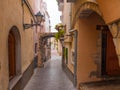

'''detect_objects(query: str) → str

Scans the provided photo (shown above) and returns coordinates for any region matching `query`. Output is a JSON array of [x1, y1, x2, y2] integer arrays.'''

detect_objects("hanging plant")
[[55, 23, 65, 41], [55, 23, 64, 31]]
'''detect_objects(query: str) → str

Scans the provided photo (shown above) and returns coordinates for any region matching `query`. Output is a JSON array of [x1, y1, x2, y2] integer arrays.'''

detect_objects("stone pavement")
[[24, 50, 76, 90]]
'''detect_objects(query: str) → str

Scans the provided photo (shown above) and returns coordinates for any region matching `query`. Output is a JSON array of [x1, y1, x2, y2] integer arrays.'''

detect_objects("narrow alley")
[[24, 50, 76, 90], [1, 0, 120, 90]]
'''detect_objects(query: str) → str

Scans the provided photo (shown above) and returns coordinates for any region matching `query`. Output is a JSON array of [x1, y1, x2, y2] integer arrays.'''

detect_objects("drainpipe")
[[69, 29, 78, 87]]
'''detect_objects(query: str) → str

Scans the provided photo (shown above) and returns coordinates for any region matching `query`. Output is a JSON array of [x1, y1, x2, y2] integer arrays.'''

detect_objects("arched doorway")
[[38, 33, 57, 67], [8, 26, 21, 80], [78, 10, 120, 77], [8, 30, 16, 80]]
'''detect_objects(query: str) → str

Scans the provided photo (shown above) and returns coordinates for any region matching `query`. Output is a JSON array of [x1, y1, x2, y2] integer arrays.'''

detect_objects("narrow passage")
[[24, 50, 76, 90]]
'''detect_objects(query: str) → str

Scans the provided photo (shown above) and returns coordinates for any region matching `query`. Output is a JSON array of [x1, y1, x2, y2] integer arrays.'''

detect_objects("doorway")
[[8, 31, 16, 80], [8, 26, 21, 80], [101, 29, 120, 76]]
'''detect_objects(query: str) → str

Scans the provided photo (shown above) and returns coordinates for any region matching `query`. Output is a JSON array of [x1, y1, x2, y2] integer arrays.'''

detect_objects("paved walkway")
[[24, 50, 76, 90]]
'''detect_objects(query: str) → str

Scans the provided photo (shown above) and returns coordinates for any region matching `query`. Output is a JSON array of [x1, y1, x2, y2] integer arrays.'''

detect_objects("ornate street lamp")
[[23, 11, 44, 29], [35, 11, 44, 23]]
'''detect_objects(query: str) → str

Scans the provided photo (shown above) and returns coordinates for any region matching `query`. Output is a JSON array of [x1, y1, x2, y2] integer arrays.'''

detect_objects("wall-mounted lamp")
[[23, 11, 44, 29]]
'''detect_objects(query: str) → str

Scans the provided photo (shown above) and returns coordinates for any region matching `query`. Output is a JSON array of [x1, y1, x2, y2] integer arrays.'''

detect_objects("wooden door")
[[8, 31, 16, 80], [106, 30, 120, 76]]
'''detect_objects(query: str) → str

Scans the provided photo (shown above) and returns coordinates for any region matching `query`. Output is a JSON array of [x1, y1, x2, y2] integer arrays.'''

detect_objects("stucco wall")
[[28, 0, 35, 12], [70, 0, 120, 87], [64, 43, 74, 73], [0, 0, 34, 90], [76, 12, 104, 85], [63, 0, 74, 73], [0, 1, 23, 90], [22, 3, 34, 73], [97, 0, 120, 24], [63, 0, 71, 33]]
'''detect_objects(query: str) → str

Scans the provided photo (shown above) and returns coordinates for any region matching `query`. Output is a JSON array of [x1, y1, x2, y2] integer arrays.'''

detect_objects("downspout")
[[69, 29, 78, 87], [22, 0, 25, 30]]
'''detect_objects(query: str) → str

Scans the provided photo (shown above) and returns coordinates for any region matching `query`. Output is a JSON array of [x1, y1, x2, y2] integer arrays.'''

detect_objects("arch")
[[76, 6, 120, 82], [72, 1, 102, 29], [8, 26, 21, 80], [39, 33, 56, 64]]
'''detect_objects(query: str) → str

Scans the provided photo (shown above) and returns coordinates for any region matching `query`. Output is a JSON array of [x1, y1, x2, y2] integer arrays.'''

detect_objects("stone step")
[[79, 78, 120, 90]]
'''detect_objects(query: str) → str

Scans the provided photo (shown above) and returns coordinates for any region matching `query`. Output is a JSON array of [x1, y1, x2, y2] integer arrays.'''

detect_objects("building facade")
[[33, 0, 51, 67], [57, 0, 120, 89], [0, 0, 40, 90], [57, 0, 75, 83], [34, 0, 51, 67]]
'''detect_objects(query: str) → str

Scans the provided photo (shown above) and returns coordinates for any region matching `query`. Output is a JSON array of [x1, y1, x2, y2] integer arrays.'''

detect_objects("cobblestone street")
[[24, 50, 76, 90]]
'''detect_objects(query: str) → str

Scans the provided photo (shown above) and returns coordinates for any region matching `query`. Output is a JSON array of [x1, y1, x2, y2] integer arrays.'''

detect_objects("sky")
[[44, 0, 62, 32]]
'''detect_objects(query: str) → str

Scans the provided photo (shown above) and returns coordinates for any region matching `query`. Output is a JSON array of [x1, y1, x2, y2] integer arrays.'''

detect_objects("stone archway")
[[8, 26, 21, 80], [38, 33, 57, 67]]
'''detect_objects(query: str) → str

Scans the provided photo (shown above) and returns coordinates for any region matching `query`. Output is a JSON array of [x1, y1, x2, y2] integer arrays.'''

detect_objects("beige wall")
[[70, 0, 120, 87], [96, 0, 120, 66], [0, 1, 23, 89], [63, 0, 74, 73], [63, 0, 71, 32], [0, 0, 34, 90], [58, 41, 62, 55], [22, 3, 34, 73], [28, 0, 35, 11], [76, 12, 104, 84], [97, 0, 120, 23], [66, 43, 74, 73]]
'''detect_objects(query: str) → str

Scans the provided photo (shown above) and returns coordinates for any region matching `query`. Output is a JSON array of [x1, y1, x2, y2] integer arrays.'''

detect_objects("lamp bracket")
[[23, 23, 41, 29]]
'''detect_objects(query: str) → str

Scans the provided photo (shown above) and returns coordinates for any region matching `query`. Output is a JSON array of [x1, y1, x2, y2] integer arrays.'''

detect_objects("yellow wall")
[[76, 12, 104, 84], [0, 0, 34, 90], [97, 0, 120, 23]]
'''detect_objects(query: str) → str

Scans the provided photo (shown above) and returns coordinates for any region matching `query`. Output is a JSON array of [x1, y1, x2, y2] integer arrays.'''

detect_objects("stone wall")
[[38, 33, 56, 67]]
